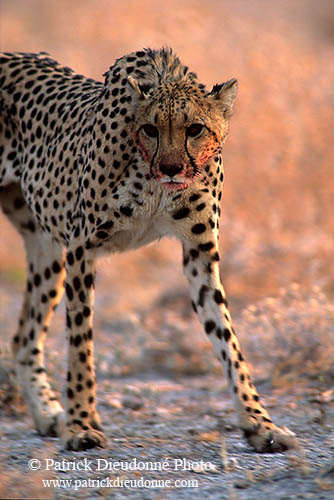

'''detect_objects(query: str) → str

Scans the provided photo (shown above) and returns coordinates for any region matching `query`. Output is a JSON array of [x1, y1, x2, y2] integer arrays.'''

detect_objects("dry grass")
[[76, 284, 334, 382], [238, 284, 334, 382]]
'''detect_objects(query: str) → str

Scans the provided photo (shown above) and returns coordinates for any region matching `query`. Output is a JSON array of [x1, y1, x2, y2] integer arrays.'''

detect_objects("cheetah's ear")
[[208, 78, 238, 118], [128, 76, 153, 100]]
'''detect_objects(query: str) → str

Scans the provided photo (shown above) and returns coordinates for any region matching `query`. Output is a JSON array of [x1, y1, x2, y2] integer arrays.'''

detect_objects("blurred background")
[[0, 0, 333, 379]]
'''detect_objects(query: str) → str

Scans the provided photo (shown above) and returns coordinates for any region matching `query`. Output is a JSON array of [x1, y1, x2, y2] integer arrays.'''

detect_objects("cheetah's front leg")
[[62, 239, 107, 450], [182, 238, 297, 452]]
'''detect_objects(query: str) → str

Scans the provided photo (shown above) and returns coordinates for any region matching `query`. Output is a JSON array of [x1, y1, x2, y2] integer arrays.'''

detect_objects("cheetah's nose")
[[159, 163, 183, 178]]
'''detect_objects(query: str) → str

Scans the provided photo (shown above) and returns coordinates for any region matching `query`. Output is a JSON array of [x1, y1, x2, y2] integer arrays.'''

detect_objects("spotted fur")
[[0, 48, 297, 451]]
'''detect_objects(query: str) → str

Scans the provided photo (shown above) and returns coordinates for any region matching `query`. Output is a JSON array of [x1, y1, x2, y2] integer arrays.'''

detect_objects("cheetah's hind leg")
[[0, 184, 66, 437]]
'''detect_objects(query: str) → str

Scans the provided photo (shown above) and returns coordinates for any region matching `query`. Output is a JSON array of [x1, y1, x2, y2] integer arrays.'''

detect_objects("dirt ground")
[[1, 283, 333, 499], [0, 0, 334, 499], [0, 375, 333, 500]]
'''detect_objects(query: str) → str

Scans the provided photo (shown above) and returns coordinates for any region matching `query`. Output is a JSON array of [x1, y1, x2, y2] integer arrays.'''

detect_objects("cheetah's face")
[[129, 78, 238, 190]]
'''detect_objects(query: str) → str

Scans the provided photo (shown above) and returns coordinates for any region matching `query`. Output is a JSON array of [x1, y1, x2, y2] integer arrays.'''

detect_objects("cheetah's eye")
[[186, 123, 204, 138], [142, 124, 159, 138]]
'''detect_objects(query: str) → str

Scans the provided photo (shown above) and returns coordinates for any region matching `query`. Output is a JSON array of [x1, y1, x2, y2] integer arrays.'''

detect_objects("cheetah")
[[0, 48, 297, 452]]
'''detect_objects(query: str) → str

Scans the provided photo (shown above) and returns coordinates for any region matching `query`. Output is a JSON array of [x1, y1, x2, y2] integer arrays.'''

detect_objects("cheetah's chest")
[[98, 214, 171, 254]]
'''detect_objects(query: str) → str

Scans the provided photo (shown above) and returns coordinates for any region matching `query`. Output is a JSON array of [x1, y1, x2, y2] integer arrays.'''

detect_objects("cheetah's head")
[[129, 77, 237, 190]]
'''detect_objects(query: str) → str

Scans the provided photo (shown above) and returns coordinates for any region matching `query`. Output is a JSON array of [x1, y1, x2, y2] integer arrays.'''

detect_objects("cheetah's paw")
[[32, 405, 65, 437], [62, 427, 107, 451], [243, 424, 298, 453]]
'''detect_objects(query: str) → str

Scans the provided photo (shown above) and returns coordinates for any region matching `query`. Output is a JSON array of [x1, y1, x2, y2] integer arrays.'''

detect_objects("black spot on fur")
[[120, 205, 133, 216], [192, 223, 206, 234], [84, 274, 94, 288], [214, 289, 224, 304], [97, 220, 114, 231], [75, 313, 83, 326], [198, 241, 214, 252], [223, 328, 231, 342], [173, 207, 190, 219], [204, 320, 216, 334], [52, 261, 61, 273], [198, 285, 209, 307]]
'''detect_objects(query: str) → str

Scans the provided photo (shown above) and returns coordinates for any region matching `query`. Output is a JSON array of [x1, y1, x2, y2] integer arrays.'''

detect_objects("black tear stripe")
[[184, 135, 198, 173], [149, 133, 159, 176]]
